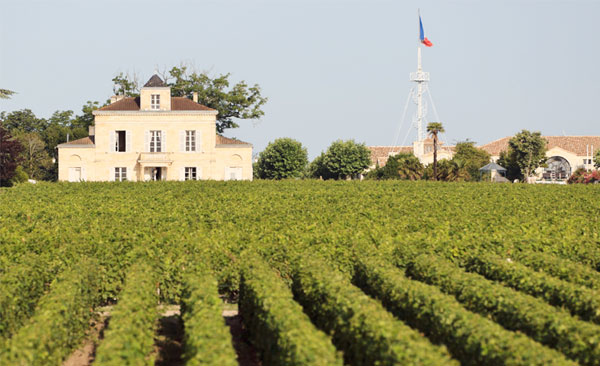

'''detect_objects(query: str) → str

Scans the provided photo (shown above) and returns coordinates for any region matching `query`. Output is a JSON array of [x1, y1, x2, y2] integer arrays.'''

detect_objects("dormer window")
[[151, 94, 160, 110]]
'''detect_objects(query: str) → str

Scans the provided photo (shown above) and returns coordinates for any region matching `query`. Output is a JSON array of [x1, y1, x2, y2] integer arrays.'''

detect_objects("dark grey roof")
[[479, 162, 507, 172], [143, 74, 166, 87]]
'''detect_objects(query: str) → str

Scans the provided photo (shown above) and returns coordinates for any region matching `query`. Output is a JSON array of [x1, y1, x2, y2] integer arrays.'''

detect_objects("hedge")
[[94, 262, 159, 366], [239, 254, 342, 365], [403, 253, 600, 366], [181, 267, 238, 366], [354, 254, 577, 366], [292, 254, 459, 366]]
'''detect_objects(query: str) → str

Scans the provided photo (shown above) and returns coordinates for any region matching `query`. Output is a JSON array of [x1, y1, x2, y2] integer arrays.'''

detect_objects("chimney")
[[193, 92, 198, 103]]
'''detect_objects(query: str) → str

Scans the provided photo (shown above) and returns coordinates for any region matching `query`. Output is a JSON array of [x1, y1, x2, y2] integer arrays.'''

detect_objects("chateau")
[[57, 75, 253, 182]]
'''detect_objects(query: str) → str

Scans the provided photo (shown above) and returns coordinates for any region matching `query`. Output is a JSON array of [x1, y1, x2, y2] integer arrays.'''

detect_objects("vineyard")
[[1, 180, 599, 365]]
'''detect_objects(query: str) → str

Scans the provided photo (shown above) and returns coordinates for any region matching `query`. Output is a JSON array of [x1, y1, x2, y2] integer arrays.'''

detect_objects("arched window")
[[543, 156, 571, 180]]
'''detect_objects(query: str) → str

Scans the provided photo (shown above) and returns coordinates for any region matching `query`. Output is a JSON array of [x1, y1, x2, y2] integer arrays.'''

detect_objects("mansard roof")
[[479, 136, 600, 157], [143, 74, 166, 87], [98, 97, 215, 111]]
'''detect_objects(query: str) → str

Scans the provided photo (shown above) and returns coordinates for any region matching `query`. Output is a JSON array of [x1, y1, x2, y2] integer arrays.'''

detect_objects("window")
[[226, 167, 242, 181], [150, 130, 162, 152], [115, 131, 126, 152], [115, 167, 127, 181], [185, 130, 196, 152], [185, 167, 197, 180], [68, 167, 82, 182], [151, 94, 160, 110]]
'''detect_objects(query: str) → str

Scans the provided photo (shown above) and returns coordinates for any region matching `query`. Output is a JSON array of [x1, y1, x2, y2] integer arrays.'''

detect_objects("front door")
[[152, 167, 162, 181]]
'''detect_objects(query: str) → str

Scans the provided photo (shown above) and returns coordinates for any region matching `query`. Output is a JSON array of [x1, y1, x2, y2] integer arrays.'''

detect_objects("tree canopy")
[[310, 140, 371, 180], [0, 124, 23, 186], [112, 66, 267, 133], [367, 153, 424, 181], [256, 138, 308, 179], [595, 150, 600, 169], [452, 141, 491, 181], [506, 130, 547, 179], [0, 89, 15, 99]]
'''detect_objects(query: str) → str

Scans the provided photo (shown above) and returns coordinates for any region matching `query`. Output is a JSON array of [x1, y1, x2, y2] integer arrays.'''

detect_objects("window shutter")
[[196, 130, 202, 152], [161, 130, 167, 152], [180, 167, 185, 181], [180, 131, 185, 152], [109, 131, 115, 152], [144, 131, 149, 152], [109, 168, 115, 182], [196, 166, 201, 180], [126, 131, 132, 152]]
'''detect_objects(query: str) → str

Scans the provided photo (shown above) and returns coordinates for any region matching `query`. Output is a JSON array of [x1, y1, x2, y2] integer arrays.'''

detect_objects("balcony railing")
[[138, 152, 173, 165]]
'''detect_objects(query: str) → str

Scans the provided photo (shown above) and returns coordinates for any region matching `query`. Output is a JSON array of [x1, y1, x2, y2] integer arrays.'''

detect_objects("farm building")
[[57, 75, 253, 182], [369, 135, 599, 182]]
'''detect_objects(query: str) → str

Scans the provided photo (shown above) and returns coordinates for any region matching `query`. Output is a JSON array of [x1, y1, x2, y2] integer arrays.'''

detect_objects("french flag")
[[419, 14, 433, 47]]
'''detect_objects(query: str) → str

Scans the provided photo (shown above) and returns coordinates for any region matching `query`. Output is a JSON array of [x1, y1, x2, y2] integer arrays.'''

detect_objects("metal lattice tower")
[[409, 46, 430, 142]]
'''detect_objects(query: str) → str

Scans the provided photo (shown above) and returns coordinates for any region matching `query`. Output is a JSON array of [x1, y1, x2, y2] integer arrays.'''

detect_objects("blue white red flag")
[[419, 14, 433, 47]]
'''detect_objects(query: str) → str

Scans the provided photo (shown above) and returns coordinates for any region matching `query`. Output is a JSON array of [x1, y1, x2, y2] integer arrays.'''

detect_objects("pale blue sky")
[[1, 0, 599, 158]]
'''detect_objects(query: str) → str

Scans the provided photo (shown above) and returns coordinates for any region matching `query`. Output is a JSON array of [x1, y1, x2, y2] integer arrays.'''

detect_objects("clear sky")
[[1, 0, 599, 158]]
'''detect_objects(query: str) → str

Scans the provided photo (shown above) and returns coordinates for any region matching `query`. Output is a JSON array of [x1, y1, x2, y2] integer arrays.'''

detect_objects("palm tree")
[[427, 122, 445, 181]]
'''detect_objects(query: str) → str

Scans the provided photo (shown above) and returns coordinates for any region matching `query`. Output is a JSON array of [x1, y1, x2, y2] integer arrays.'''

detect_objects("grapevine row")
[[463, 252, 600, 324], [239, 254, 342, 365], [292, 254, 459, 366], [402, 253, 600, 366], [353, 254, 577, 366]]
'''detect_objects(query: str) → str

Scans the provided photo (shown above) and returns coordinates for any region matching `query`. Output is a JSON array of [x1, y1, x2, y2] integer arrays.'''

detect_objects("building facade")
[[58, 75, 253, 182]]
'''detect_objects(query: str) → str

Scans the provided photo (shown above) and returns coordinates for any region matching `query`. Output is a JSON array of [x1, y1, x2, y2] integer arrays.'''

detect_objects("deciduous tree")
[[507, 130, 547, 179], [0, 124, 23, 186], [256, 138, 308, 179], [452, 141, 491, 181], [318, 140, 371, 180], [595, 150, 600, 169]]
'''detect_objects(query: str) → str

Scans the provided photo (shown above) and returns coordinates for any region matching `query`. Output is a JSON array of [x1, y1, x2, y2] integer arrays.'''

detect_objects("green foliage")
[[94, 263, 159, 366], [423, 159, 471, 181], [0, 258, 101, 365], [239, 254, 342, 365], [0, 88, 15, 99], [595, 150, 600, 168], [511, 250, 600, 290], [507, 130, 548, 178], [181, 267, 237, 366], [463, 252, 600, 324], [497, 149, 523, 181], [0, 123, 23, 186], [292, 254, 459, 366], [256, 138, 309, 179], [14, 131, 52, 180], [311, 139, 371, 180], [368, 153, 424, 180], [453, 141, 491, 181], [403, 253, 600, 366], [354, 254, 576, 366], [9, 165, 28, 184]]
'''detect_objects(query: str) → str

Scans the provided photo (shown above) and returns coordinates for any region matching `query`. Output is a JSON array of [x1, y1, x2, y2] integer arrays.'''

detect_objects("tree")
[[307, 153, 332, 180], [497, 150, 523, 182], [595, 150, 600, 169], [0, 89, 15, 99], [256, 138, 308, 179], [16, 132, 52, 180], [507, 130, 547, 179], [374, 153, 424, 180], [112, 66, 267, 133], [426, 122, 445, 181], [0, 124, 23, 186], [0, 109, 46, 133], [318, 140, 371, 180], [452, 141, 491, 181], [424, 159, 470, 182]]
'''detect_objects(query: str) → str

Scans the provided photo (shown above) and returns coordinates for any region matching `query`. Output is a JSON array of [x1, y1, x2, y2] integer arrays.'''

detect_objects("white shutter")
[[196, 166, 201, 180], [196, 130, 201, 152], [180, 167, 185, 181], [161, 130, 167, 152], [109, 168, 115, 182], [109, 131, 115, 152], [126, 131, 132, 152], [180, 131, 185, 152], [144, 131, 149, 152]]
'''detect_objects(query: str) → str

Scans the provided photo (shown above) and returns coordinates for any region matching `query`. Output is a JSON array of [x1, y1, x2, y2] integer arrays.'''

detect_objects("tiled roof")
[[143, 74, 166, 87], [216, 135, 251, 145], [98, 97, 215, 111], [480, 136, 600, 156], [58, 136, 95, 146]]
